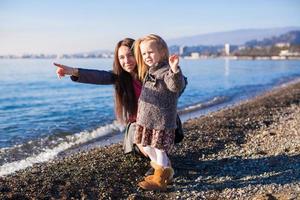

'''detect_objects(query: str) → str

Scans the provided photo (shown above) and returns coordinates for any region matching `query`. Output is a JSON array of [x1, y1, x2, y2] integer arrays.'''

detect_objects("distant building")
[[190, 52, 200, 59], [280, 50, 300, 57], [224, 43, 230, 56], [179, 46, 186, 56], [238, 46, 246, 50], [275, 43, 290, 48], [279, 50, 289, 56]]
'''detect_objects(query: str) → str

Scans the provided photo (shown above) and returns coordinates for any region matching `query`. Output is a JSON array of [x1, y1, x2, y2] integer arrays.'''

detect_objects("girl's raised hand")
[[169, 54, 180, 73], [53, 63, 74, 78]]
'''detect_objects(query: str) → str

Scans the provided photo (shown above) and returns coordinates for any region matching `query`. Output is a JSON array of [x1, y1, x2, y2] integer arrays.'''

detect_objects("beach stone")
[[0, 185, 10, 193]]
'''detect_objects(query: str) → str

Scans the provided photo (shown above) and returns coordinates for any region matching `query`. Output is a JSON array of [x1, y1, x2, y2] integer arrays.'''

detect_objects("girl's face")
[[140, 40, 161, 67], [118, 45, 137, 73]]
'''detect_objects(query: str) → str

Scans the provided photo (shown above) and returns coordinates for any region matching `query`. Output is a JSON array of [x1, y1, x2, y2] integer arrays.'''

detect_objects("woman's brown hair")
[[113, 38, 137, 123]]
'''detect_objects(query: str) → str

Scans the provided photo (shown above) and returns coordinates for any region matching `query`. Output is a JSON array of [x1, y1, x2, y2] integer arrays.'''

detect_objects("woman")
[[54, 38, 147, 157]]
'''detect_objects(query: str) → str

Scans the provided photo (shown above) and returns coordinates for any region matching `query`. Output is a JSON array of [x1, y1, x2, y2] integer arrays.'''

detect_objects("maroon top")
[[128, 79, 142, 122]]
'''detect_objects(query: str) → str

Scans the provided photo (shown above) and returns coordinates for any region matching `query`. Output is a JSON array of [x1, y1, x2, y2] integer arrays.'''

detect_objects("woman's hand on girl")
[[169, 55, 180, 73]]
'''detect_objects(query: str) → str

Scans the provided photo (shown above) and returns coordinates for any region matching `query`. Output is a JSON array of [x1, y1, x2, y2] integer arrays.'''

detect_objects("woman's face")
[[118, 46, 137, 73]]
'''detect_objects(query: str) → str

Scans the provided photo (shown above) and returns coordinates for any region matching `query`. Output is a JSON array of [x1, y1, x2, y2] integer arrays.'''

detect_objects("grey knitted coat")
[[136, 62, 185, 130]]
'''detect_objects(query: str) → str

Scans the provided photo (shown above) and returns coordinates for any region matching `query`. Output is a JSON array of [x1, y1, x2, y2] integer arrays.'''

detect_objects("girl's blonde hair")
[[134, 34, 169, 81]]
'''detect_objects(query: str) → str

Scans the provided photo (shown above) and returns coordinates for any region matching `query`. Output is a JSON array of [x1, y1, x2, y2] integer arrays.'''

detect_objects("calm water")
[[0, 58, 300, 175]]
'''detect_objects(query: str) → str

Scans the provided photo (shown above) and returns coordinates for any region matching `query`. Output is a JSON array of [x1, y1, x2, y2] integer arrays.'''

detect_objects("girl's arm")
[[164, 68, 185, 93], [54, 63, 116, 85], [163, 55, 186, 93], [169, 55, 180, 73]]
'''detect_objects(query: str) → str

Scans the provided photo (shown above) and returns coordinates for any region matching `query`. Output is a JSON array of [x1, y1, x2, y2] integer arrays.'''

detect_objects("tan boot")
[[138, 166, 172, 191], [145, 161, 174, 184]]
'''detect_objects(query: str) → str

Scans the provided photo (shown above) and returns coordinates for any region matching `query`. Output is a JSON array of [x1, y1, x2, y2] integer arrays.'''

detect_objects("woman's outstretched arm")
[[54, 63, 116, 85]]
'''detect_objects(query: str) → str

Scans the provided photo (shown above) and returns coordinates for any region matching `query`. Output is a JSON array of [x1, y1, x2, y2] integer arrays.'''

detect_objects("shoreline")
[[2, 75, 296, 174], [0, 80, 300, 199], [1, 56, 300, 60], [1, 76, 295, 177]]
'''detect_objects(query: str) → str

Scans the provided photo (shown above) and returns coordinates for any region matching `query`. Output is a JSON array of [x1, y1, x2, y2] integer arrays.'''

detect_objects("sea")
[[1, 58, 300, 176]]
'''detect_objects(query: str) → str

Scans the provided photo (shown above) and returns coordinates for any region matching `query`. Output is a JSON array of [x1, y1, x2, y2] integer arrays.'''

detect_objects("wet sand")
[[0, 80, 299, 199]]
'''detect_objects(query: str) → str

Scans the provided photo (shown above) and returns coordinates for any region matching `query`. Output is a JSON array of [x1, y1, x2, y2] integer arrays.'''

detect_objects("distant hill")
[[167, 27, 300, 46], [245, 31, 300, 47]]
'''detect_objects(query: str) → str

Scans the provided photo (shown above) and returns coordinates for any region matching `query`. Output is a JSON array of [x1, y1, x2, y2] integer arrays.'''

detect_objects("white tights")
[[143, 146, 169, 167]]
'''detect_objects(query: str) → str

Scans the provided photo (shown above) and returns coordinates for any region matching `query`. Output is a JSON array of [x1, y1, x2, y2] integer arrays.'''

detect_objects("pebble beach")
[[0, 80, 299, 200]]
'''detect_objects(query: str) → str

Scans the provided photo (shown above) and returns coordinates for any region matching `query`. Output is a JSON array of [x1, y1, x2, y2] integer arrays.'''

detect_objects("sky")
[[0, 0, 300, 55]]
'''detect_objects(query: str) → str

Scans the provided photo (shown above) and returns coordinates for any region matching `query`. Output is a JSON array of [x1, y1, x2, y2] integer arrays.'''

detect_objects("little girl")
[[134, 34, 185, 191]]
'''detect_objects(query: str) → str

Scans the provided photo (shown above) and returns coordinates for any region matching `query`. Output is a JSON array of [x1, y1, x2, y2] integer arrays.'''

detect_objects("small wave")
[[178, 96, 230, 115], [274, 76, 300, 88], [0, 121, 124, 177]]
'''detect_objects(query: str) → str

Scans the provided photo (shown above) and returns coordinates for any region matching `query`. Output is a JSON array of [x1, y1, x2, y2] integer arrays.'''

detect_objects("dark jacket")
[[70, 68, 116, 85]]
